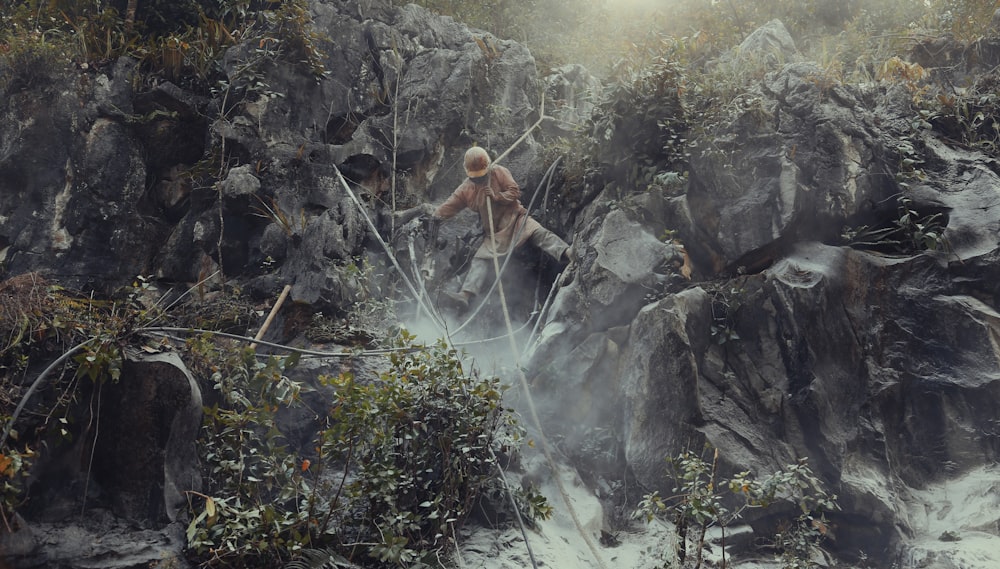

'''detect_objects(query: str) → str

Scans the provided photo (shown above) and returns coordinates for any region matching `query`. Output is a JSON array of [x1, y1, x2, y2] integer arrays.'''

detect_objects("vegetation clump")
[[411, 0, 1000, 78], [0, 0, 326, 94], [0, 269, 544, 568], [0, 274, 170, 529], [636, 446, 839, 569], [186, 330, 543, 567]]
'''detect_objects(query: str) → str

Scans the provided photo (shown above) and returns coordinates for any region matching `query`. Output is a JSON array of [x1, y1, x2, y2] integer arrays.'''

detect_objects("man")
[[418, 146, 570, 313]]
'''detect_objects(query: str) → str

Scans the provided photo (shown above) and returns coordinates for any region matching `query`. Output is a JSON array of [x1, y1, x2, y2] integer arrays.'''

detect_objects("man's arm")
[[433, 184, 471, 219], [490, 166, 521, 204]]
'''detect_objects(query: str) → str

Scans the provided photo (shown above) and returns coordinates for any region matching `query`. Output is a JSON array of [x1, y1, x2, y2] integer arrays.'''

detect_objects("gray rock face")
[[0, 0, 545, 313], [712, 19, 800, 81], [525, 23, 1000, 567], [688, 61, 890, 275], [736, 19, 799, 64], [528, 199, 690, 359], [8, 353, 201, 568], [544, 64, 602, 137], [4, 510, 192, 569], [0, 58, 168, 291], [1, 1, 553, 564], [619, 288, 711, 491]]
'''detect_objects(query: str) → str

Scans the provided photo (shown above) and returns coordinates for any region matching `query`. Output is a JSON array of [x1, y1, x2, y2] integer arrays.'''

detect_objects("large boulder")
[[527, 201, 689, 378], [687, 61, 892, 275], [91, 352, 203, 525], [7, 352, 201, 568], [0, 58, 170, 292]]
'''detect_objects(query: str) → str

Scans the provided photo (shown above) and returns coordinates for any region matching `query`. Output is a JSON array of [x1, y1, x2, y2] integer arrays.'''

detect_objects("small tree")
[[636, 446, 839, 569]]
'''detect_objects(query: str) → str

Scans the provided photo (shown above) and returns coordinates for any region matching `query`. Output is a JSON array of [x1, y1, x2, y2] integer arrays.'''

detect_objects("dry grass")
[[0, 273, 55, 360]]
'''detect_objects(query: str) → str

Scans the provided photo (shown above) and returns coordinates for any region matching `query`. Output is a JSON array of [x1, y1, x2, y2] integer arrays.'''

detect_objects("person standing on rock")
[[404, 146, 571, 314]]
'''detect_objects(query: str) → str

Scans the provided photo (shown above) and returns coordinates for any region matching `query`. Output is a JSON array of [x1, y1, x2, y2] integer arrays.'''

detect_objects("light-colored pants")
[[461, 224, 568, 296]]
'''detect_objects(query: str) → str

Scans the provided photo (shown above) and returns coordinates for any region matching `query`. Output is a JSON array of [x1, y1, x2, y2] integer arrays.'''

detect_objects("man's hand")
[[482, 186, 496, 199]]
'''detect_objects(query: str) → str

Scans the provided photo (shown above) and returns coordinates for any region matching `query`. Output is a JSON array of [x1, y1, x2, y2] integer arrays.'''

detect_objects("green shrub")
[[587, 44, 689, 191], [188, 347, 309, 565], [636, 447, 839, 569], [187, 331, 541, 567]]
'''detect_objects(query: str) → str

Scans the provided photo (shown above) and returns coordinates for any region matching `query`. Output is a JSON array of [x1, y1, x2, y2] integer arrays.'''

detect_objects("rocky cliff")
[[526, 20, 1000, 568], [2, 2, 1000, 568]]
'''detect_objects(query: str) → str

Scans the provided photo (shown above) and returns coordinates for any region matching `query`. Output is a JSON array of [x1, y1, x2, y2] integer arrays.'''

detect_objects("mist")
[[412, 0, 993, 77]]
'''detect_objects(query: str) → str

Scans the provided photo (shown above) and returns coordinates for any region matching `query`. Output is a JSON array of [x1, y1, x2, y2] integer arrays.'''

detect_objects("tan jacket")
[[434, 165, 542, 259]]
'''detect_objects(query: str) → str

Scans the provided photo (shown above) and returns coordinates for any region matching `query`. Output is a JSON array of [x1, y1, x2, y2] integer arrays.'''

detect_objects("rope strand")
[[486, 197, 609, 569]]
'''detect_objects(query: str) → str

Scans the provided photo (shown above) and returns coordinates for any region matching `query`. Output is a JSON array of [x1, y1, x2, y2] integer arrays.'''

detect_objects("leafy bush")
[[636, 447, 839, 569], [916, 73, 1000, 155], [187, 330, 540, 567], [323, 336, 513, 564], [841, 194, 947, 253], [187, 347, 309, 565], [587, 43, 689, 191], [919, 0, 999, 40]]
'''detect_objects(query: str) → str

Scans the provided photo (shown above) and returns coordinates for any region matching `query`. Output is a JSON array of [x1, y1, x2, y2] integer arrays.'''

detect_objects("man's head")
[[464, 146, 491, 183]]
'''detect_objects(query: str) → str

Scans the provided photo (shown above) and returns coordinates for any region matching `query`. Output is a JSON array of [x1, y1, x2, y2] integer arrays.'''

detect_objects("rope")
[[407, 233, 448, 332], [139, 327, 421, 358], [452, 318, 533, 348], [489, 445, 540, 569], [485, 197, 610, 569], [0, 339, 96, 449], [332, 152, 545, 567], [485, 197, 522, 357], [421, 94, 606, 568], [333, 165, 447, 338], [524, 272, 561, 353], [491, 95, 545, 166]]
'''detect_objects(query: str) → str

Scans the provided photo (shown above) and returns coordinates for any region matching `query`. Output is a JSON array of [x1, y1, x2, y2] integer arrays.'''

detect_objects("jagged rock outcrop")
[[714, 18, 801, 73], [0, 0, 551, 315], [0, 57, 170, 292], [526, 23, 1000, 568], [543, 64, 603, 138], [0, 1, 556, 567]]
